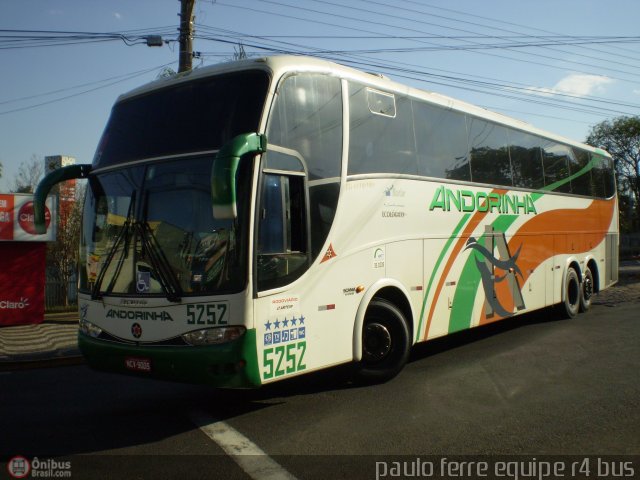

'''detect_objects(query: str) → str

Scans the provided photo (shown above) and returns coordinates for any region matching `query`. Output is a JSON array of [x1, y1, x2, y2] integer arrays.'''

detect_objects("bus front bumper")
[[78, 329, 261, 388]]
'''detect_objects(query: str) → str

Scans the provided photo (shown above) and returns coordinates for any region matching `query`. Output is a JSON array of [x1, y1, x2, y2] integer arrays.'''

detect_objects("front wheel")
[[580, 266, 594, 312], [353, 298, 410, 383]]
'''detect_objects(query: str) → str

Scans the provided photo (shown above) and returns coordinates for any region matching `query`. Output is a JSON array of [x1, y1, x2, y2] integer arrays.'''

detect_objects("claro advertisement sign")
[[0, 193, 56, 242], [0, 193, 56, 326]]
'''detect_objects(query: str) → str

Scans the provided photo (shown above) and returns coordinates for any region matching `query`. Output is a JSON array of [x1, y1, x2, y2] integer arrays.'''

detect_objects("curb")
[[0, 354, 85, 371]]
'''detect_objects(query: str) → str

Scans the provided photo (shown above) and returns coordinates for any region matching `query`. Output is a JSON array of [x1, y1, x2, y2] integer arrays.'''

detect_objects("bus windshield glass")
[[93, 70, 269, 168], [79, 156, 251, 298]]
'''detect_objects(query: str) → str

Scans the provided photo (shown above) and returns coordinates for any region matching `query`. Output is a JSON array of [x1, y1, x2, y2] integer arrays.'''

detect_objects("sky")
[[1, 0, 639, 191]]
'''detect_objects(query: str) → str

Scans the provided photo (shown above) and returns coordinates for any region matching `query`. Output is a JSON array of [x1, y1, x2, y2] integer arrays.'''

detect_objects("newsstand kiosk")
[[0, 193, 56, 326]]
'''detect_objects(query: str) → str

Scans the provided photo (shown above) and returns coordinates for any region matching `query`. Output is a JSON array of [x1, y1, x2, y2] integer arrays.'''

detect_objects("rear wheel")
[[580, 266, 594, 312], [561, 266, 580, 319], [354, 298, 410, 383]]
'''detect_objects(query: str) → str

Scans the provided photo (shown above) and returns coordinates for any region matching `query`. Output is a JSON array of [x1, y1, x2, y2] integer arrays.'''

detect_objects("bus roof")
[[116, 55, 609, 157]]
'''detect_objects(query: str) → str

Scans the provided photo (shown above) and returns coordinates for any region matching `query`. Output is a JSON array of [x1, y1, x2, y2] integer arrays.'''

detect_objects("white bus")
[[35, 56, 618, 387]]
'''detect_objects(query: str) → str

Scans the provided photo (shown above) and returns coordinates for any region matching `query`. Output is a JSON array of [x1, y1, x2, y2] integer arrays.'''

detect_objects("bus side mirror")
[[33, 164, 92, 234], [211, 132, 267, 219]]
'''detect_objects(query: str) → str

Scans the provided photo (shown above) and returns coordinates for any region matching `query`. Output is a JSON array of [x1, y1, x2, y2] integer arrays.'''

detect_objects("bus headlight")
[[80, 318, 103, 338], [182, 326, 246, 346]]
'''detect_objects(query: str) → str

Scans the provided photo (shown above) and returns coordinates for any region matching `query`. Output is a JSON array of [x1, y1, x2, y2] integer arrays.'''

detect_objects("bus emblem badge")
[[131, 323, 143, 339], [320, 243, 337, 263]]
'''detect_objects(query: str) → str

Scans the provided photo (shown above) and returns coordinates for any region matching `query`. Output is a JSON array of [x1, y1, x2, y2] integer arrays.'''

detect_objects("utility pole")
[[178, 0, 195, 73]]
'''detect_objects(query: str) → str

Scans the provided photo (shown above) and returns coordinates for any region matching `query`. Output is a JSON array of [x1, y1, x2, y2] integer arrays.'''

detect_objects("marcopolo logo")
[[18, 201, 51, 235], [0, 298, 30, 310]]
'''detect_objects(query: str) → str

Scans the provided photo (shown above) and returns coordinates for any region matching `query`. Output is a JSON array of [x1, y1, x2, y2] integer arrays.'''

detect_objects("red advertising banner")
[[0, 242, 46, 325], [0, 194, 56, 242], [0, 194, 14, 240]]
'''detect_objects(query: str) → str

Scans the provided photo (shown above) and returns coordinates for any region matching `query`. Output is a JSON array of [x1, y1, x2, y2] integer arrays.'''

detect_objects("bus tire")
[[580, 266, 594, 312], [561, 266, 580, 319], [354, 298, 410, 383]]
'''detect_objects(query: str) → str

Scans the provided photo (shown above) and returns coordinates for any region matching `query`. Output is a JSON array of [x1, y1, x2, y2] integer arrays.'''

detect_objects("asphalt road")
[[1, 300, 639, 480]]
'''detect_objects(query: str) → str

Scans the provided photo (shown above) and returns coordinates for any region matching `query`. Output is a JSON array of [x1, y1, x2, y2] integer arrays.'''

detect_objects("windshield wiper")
[[134, 221, 183, 303], [92, 193, 136, 300]]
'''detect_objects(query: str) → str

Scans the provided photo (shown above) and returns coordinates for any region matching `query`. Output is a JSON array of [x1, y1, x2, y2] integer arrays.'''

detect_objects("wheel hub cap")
[[363, 323, 392, 362]]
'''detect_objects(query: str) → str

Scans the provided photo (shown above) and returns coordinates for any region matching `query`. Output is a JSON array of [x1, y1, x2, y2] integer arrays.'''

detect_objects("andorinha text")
[[429, 186, 537, 215], [106, 309, 174, 321]]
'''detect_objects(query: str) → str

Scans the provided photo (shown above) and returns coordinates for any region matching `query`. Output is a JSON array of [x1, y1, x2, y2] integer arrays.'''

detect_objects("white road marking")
[[190, 410, 298, 480]]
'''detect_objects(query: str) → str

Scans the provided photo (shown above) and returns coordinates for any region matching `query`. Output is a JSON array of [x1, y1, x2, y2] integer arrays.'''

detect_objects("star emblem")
[[282, 317, 289, 328], [274, 319, 281, 329], [264, 320, 272, 331], [298, 315, 305, 325]]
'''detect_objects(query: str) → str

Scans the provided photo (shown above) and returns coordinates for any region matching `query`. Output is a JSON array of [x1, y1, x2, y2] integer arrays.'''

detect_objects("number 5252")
[[263, 341, 306, 379]]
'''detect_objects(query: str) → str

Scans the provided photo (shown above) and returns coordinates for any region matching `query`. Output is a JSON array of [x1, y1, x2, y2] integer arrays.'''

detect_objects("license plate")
[[124, 357, 152, 372]]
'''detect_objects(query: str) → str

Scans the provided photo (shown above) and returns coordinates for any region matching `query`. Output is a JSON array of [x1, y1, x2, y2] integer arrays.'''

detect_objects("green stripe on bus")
[[420, 158, 596, 339], [447, 157, 598, 333], [537, 157, 596, 197], [448, 215, 517, 333], [415, 213, 470, 342]]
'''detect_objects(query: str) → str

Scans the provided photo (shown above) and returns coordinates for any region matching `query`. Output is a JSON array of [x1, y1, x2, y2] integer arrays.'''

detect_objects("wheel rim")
[[583, 274, 593, 302], [363, 322, 392, 362]]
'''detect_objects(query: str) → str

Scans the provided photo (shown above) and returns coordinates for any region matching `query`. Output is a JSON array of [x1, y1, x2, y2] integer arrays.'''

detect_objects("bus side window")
[[468, 118, 513, 186], [569, 148, 592, 196], [508, 129, 545, 190], [348, 82, 418, 176], [266, 73, 342, 261], [412, 100, 470, 181], [542, 141, 572, 193], [591, 154, 615, 199]]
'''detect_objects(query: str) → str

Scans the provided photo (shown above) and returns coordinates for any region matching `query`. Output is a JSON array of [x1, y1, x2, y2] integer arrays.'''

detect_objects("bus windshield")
[[93, 70, 269, 168], [79, 156, 251, 298], [78, 69, 268, 299]]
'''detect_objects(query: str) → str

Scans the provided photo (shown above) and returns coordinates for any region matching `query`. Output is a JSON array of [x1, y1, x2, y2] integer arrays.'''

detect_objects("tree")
[[13, 155, 44, 193], [46, 183, 84, 307], [586, 116, 640, 232], [233, 43, 247, 60]]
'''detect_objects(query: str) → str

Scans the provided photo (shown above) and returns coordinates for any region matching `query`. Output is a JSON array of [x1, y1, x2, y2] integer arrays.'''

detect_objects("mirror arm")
[[212, 133, 267, 219], [34, 164, 92, 234]]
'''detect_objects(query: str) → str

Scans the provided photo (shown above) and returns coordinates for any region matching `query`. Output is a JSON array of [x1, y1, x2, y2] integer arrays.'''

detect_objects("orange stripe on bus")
[[477, 198, 616, 326], [422, 189, 506, 340]]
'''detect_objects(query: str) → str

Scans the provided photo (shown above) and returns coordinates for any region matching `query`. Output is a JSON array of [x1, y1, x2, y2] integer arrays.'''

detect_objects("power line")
[[0, 62, 176, 116], [196, 24, 640, 109], [194, 25, 639, 118], [354, 0, 640, 72], [0, 65, 178, 106], [407, 0, 640, 62], [213, 0, 640, 84], [0, 28, 178, 50], [303, 0, 640, 78]]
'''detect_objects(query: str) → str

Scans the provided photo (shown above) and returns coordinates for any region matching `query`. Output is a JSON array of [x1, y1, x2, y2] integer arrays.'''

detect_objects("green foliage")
[[586, 116, 640, 232]]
